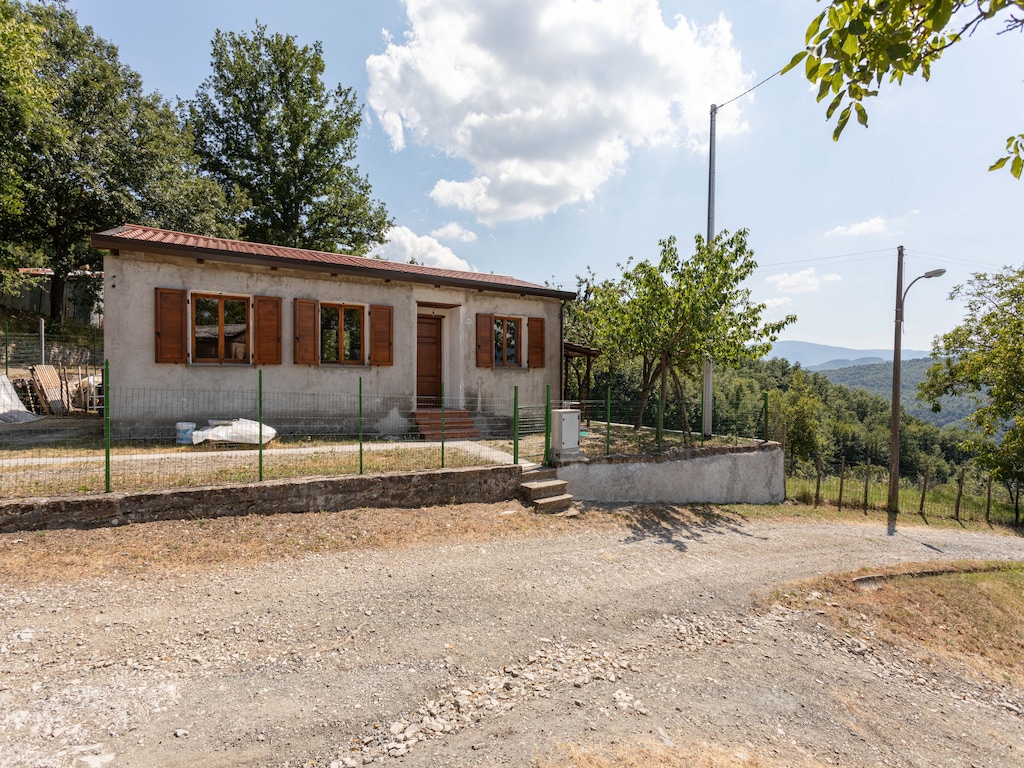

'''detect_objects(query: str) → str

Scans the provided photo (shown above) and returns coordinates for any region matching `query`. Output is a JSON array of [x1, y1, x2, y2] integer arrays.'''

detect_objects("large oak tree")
[[186, 23, 392, 255]]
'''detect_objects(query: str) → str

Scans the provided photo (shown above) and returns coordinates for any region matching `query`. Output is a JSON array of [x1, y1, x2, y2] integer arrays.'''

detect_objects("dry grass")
[[771, 561, 1024, 685], [0, 501, 630, 585], [1, 444, 498, 497], [536, 739, 822, 768]]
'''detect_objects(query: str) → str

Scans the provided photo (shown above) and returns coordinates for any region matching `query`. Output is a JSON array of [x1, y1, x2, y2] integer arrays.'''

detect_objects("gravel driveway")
[[3, 505, 1024, 768]]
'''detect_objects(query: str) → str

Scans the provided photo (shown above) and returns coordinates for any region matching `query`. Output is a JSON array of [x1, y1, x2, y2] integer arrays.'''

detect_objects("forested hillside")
[[819, 358, 975, 428]]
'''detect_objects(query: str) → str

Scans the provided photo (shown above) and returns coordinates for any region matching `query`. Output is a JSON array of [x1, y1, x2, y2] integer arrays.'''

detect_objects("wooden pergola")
[[563, 341, 600, 421]]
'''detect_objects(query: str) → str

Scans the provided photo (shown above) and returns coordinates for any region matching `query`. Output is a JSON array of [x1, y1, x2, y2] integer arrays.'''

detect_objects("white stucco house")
[[91, 224, 574, 434]]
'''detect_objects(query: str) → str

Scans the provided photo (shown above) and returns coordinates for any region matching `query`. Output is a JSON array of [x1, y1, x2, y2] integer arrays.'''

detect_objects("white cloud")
[[825, 215, 890, 237], [762, 297, 794, 310], [371, 226, 475, 271], [429, 222, 478, 242], [367, 0, 752, 224], [765, 268, 842, 295]]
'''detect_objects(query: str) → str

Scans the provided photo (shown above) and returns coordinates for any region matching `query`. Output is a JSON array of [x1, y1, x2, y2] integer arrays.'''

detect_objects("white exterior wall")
[[103, 250, 562, 427], [557, 445, 785, 505]]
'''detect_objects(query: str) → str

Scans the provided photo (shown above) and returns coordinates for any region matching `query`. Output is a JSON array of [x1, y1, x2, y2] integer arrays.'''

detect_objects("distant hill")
[[820, 358, 975, 429], [809, 357, 886, 371], [769, 340, 931, 369]]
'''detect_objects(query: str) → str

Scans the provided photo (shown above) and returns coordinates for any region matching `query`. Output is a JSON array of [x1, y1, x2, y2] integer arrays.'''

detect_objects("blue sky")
[[70, 0, 1021, 352]]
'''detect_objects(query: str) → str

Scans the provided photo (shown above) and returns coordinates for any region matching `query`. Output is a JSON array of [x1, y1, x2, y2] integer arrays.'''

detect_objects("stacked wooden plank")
[[29, 365, 68, 415]]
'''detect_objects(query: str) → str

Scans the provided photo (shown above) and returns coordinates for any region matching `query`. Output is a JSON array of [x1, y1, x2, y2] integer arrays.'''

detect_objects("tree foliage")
[[920, 267, 1024, 492], [578, 230, 796, 437], [0, 1, 235, 320], [785, 0, 1024, 178], [187, 23, 392, 254], [0, 0, 49, 215]]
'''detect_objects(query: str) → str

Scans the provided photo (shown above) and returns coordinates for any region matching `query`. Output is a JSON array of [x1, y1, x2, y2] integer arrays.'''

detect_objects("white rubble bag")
[[190, 418, 277, 445], [0, 375, 41, 423]]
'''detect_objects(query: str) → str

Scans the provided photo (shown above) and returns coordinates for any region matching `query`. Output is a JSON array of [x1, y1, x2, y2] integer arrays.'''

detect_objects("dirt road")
[[3, 505, 1024, 767]]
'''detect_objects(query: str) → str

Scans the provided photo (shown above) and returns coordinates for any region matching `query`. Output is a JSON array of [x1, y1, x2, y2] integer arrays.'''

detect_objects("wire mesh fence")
[[785, 457, 1022, 528]]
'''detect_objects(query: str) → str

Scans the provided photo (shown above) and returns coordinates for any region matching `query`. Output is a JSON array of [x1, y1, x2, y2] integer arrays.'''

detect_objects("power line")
[[717, 69, 782, 110]]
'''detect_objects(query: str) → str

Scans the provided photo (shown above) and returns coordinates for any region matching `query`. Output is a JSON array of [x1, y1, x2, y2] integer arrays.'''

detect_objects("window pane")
[[506, 319, 519, 365], [343, 306, 363, 362], [223, 298, 248, 361], [321, 305, 340, 362], [494, 318, 504, 366], [194, 297, 219, 360]]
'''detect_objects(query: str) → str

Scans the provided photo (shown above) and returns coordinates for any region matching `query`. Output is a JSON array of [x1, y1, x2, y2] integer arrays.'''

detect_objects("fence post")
[[838, 457, 846, 512], [39, 317, 45, 365], [605, 386, 611, 457], [3, 320, 8, 377], [919, 464, 929, 516], [359, 377, 364, 475], [441, 382, 446, 469], [513, 385, 519, 465], [986, 475, 993, 525], [863, 457, 871, 513], [814, 455, 822, 507], [781, 422, 788, 499], [544, 384, 551, 465], [258, 369, 264, 482], [955, 466, 966, 522], [104, 359, 111, 493], [762, 391, 769, 443], [700, 386, 705, 447], [657, 383, 664, 452]]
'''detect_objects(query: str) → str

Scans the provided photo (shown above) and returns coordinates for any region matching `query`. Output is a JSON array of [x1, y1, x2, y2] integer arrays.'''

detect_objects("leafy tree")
[[0, 1, 235, 321], [779, 368, 827, 470], [585, 230, 796, 439], [785, 0, 1024, 177], [920, 266, 1024, 508], [0, 0, 49, 215], [187, 23, 392, 254]]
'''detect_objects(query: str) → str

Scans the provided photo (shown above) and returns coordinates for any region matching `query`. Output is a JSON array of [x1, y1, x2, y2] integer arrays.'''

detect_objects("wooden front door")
[[416, 315, 442, 408]]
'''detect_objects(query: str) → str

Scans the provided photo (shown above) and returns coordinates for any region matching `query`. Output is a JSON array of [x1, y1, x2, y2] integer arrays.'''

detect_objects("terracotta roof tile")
[[91, 224, 575, 300]]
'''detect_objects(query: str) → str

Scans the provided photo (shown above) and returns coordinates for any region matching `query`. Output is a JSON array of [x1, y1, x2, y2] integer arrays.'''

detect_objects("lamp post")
[[887, 245, 946, 513]]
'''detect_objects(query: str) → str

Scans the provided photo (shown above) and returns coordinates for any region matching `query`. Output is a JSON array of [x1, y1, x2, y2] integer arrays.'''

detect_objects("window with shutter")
[[476, 314, 494, 368], [528, 317, 545, 368], [253, 295, 282, 365], [293, 298, 318, 365], [369, 305, 393, 366], [154, 288, 187, 364]]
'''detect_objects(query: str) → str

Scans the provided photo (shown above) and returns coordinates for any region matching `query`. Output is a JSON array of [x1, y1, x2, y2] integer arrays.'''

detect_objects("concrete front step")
[[521, 467, 557, 482], [532, 493, 574, 514], [414, 410, 480, 440], [520, 479, 568, 502]]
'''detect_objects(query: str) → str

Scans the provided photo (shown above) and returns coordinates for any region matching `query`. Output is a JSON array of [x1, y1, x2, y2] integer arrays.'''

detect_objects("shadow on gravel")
[[616, 503, 766, 553]]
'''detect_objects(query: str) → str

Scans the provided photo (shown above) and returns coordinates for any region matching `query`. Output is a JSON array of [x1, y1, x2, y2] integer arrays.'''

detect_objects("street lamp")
[[887, 245, 946, 513]]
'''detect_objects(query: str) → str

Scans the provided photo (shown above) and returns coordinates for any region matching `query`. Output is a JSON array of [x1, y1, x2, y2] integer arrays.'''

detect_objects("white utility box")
[[551, 408, 585, 462]]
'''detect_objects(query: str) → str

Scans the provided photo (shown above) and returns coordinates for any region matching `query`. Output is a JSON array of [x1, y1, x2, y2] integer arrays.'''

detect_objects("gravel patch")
[[3, 508, 1024, 767]]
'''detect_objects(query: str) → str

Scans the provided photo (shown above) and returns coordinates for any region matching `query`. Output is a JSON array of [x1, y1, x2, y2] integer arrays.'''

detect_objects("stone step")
[[532, 493, 574, 514], [521, 467, 557, 482], [520, 479, 568, 502], [414, 410, 480, 440]]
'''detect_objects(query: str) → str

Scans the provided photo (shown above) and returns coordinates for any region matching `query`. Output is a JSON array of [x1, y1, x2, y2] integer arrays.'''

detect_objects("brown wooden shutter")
[[293, 298, 318, 365], [528, 317, 545, 368], [253, 295, 282, 365], [369, 305, 393, 366], [476, 313, 494, 368], [154, 288, 187, 364]]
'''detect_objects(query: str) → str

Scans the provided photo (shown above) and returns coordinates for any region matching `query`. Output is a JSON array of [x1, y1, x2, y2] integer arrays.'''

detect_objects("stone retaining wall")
[[556, 441, 785, 504], [0, 465, 523, 533]]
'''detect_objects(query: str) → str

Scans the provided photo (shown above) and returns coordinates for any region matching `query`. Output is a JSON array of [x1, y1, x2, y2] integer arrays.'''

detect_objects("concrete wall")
[[104, 250, 562, 427], [556, 442, 785, 505], [0, 465, 523, 532]]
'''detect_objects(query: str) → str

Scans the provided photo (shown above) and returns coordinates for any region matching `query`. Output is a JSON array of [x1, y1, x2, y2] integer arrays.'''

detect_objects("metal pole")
[[513, 385, 519, 465], [104, 359, 111, 493], [605, 385, 611, 456], [258, 369, 264, 482], [544, 383, 551, 465], [763, 391, 769, 442], [887, 246, 904, 513], [39, 317, 45, 365], [441, 381, 446, 469], [702, 103, 717, 439], [359, 376, 364, 475], [4, 320, 8, 377]]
